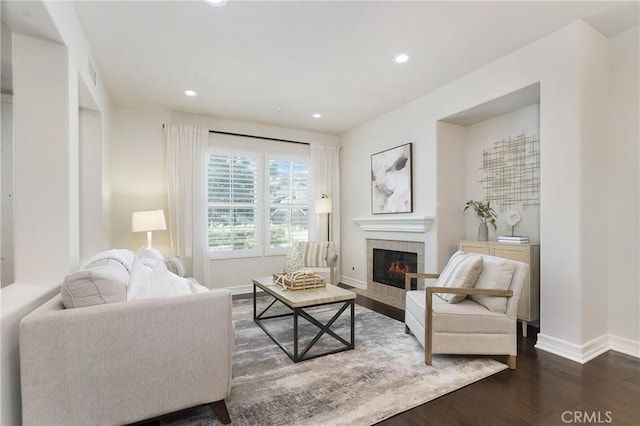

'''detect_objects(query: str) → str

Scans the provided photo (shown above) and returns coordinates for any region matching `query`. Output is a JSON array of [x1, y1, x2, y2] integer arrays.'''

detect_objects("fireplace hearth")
[[373, 248, 417, 290]]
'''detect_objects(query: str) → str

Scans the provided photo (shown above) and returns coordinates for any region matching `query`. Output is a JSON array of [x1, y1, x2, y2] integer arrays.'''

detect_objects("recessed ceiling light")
[[205, 0, 228, 7], [394, 53, 410, 64], [312, 113, 322, 119], [184, 90, 197, 97]]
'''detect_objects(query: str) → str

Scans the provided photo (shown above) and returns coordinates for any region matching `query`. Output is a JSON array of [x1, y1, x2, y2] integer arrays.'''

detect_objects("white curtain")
[[165, 123, 209, 286], [310, 144, 341, 245]]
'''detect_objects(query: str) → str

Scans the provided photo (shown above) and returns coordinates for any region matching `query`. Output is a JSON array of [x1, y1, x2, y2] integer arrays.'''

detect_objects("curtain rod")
[[162, 124, 309, 146], [209, 130, 309, 146]]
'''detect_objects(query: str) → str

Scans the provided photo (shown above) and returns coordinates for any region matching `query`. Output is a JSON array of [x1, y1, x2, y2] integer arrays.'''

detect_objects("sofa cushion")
[[61, 259, 128, 309], [299, 241, 329, 267], [435, 251, 484, 303], [469, 256, 515, 313]]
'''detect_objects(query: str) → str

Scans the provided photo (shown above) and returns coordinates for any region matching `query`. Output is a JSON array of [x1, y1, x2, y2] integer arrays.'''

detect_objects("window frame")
[[206, 148, 311, 260]]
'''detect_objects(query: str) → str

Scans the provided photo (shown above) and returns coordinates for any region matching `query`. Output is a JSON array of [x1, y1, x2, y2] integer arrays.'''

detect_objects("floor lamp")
[[315, 194, 332, 241]]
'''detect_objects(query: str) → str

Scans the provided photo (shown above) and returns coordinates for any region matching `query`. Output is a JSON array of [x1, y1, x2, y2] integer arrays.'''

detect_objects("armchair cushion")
[[469, 257, 515, 313], [435, 251, 484, 303], [406, 291, 514, 334]]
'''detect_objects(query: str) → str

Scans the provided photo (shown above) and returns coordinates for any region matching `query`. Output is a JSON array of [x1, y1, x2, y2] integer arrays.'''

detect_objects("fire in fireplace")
[[372, 248, 418, 290]]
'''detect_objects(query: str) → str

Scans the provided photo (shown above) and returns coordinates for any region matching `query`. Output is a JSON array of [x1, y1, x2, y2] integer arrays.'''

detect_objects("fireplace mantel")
[[353, 216, 434, 233]]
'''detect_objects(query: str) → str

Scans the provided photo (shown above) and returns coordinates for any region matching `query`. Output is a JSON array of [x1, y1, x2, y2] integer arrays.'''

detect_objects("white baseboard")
[[609, 334, 640, 358], [536, 333, 639, 363], [340, 276, 367, 289]]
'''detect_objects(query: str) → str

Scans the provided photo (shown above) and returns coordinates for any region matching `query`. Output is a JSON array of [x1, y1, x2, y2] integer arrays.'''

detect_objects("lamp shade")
[[315, 197, 333, 214], [132, 209, 167, 232]]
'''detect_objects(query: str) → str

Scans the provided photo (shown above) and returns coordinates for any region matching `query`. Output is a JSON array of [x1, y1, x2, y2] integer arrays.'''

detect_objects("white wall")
[[79, 107, 104, 264], [436, 121, 466, 269], [13, 34, 75, 283], [578, 23, 610, 346], [1, 96, 13, 287], [607, 26, 639, 354], [109, 105, 339, 290], [109, 104, 170, 253], [340, 21, 636, 361], [463, 104, 540, 242]]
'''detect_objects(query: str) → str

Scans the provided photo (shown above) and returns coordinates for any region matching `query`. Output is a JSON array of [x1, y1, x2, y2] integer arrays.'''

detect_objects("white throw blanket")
[[82, 249, 135, 273]]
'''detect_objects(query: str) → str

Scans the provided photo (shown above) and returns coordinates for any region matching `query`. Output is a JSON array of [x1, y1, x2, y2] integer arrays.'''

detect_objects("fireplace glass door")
[[372, 248, 417, 290]]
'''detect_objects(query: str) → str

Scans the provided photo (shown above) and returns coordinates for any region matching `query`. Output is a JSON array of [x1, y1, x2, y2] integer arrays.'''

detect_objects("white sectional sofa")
[[19, 249, 234, 425]]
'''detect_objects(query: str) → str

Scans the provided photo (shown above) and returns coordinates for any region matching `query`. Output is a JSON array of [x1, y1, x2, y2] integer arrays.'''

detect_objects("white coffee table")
[[251, 276, 356, 362]]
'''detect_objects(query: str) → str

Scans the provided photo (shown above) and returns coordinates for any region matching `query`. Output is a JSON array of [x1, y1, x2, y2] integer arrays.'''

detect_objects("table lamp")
[[132, 209, 167, 249]]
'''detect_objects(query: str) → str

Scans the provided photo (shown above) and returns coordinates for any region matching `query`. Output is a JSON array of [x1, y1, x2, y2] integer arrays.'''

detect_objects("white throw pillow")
[[435, 251, 484, 303], [470, 257, 515, 313], [128, 256, 191, 301]]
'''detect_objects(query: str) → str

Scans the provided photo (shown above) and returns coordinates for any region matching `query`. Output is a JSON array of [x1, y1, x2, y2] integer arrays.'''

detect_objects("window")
[[207, 150, 261, 258], [267, 155, 309, 255], [207, 149, 309, 258]]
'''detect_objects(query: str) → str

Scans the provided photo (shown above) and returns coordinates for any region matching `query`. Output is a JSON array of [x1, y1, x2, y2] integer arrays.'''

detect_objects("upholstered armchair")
[[297, 241, 338, 285], [404, 252, 528, 369]]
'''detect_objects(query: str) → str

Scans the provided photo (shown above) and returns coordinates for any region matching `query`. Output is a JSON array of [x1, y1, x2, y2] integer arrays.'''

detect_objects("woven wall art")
[[479, 132, 540, 212]]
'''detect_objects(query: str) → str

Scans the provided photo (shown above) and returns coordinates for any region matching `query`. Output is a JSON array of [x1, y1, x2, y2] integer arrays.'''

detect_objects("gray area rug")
[[161, 296, 507, 425]]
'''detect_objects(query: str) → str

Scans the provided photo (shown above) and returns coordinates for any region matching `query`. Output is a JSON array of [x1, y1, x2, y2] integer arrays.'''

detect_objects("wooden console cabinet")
[[458, 240, 540, 336]]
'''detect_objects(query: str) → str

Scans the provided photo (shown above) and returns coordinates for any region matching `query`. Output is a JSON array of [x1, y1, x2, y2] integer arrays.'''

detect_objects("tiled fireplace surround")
[[366, 239, 425, 309]]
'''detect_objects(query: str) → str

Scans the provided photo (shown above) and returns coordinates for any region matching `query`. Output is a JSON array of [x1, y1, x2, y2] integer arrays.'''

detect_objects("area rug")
[[161, 296, 507, 425]]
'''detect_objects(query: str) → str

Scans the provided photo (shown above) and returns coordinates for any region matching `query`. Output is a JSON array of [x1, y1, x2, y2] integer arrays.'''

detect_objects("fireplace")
[[365, 239, 425, 309], [372, 248, 417, 290]]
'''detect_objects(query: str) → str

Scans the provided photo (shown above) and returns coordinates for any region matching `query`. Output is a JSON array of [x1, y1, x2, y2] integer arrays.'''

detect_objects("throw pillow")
[[165, 256, 188, 277], [61, 259, 129, 309], [435, 251, 484, 303], [470, 257, 515, 313], [300, 242, 329, 267]]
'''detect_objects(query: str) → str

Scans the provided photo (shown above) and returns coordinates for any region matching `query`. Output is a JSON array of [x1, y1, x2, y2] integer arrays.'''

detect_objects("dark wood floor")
[[353, 294, 640, 426]]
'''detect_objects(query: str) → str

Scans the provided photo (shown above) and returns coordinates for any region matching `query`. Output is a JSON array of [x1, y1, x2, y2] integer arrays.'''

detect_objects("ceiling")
[[8, 1, 640, 135]]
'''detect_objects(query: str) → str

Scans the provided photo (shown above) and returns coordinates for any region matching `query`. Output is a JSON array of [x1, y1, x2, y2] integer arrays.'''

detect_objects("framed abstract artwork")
[[371, 143, 413, 214]]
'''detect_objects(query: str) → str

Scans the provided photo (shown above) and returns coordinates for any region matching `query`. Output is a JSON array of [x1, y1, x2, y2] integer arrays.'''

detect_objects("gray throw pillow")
[[61, 259, 128, 309]]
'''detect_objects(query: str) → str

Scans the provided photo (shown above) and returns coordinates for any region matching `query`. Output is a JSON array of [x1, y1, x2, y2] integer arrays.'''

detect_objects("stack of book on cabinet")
[[497, 235, 529, 244]]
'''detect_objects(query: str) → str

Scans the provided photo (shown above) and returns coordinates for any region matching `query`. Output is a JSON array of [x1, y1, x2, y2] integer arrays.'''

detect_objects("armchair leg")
[[210, 400, 231, 424], [507, 355, 517, 370], [425, 349, 432, 366], [404, 324, 410, 334]]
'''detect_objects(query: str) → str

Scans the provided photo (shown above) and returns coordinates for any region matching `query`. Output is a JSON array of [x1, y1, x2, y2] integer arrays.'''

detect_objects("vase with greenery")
[[464, 200, 497, 241]]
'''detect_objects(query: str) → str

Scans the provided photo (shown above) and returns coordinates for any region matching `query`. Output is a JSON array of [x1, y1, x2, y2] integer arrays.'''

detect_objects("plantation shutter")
[[207, 151, 260, 255], [268, 157, 309, 253]]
